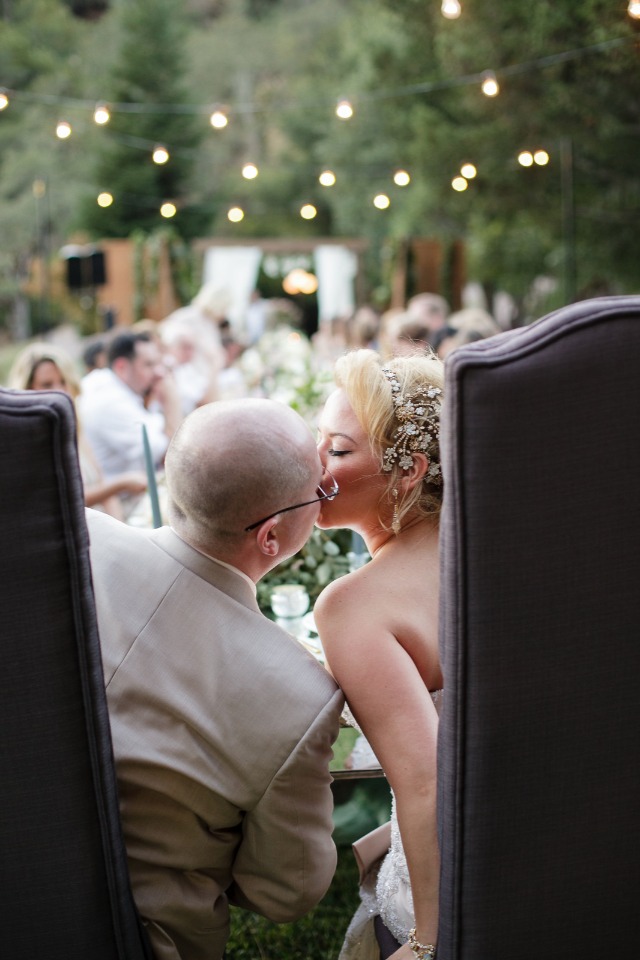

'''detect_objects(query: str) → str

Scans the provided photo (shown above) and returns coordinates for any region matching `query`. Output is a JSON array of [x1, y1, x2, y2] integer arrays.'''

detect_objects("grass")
[[227, 845, 360, 960], [225, 730, 392, 960]]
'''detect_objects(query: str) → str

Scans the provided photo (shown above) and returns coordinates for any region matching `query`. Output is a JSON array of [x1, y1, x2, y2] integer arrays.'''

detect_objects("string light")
[[628, 1, 640, 19], [97, 192, 113, 207], [210, 109, 228, 129], [152, 144, 170, 164], [441, 0, 462, 19], [460, 162, 477, 179], [451, 176, 468, 191], [160, 202, 177, 218], [56, 120, 72, 139], [393, 169, 411, 186], [373, 193, 390, 209], [481, 71, 500, 97], [319, 170, 336, 186], [300, 203, 317, 219], [227, 206, 244, 222], [517, 150, 534, 167], [533, 149, 550, 165], [283, 269, 318, 295], [242, 162, 258, 179], [0, 89, 9, 110], [336, 99, 354, 119], [93, 103, 110, 125]]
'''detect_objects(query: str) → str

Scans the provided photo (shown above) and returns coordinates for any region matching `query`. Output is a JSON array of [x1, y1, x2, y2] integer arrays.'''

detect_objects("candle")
[[141, 423, 162, 528]]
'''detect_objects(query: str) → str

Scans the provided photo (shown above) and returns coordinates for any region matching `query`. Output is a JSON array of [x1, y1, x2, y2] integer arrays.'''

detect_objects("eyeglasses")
[[244, 473, 339, 532]]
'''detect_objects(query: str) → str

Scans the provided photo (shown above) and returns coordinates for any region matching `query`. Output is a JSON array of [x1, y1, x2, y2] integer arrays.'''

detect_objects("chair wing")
[[0, 388, 152, 959], [437, 296, 640, 959]]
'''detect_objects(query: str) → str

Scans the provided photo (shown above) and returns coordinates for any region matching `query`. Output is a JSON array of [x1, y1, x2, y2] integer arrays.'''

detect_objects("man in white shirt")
[[81, 331, 183, 485]]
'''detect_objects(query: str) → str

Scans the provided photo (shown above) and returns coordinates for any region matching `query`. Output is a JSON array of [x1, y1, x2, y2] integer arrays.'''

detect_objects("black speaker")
[[89, 250, 106, 286], [66, 255, 84, 289], [64, 249, 106, 289]]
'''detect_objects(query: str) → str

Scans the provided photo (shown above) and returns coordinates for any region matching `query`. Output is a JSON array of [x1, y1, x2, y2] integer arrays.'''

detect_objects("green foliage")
[[227, 845, 360, 960], [257, 527, 353, 615], [80, 0, 206, 240]]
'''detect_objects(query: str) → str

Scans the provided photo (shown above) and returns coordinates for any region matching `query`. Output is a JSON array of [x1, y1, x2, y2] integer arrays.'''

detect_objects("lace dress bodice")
[[339, 690, 443, 957]]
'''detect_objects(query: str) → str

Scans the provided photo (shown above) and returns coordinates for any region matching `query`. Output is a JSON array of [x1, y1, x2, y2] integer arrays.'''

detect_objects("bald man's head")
[[165, 399, 320, 549]]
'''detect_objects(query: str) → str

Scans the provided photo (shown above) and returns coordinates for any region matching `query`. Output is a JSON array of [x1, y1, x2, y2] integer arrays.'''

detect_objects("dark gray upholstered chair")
[[437, 296, 640, 959], [0, 388, 153, 959]]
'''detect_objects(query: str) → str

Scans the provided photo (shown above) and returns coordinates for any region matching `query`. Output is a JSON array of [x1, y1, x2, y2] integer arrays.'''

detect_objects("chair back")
[[437, 296, 640, 959], [0, 388, 152, 959]]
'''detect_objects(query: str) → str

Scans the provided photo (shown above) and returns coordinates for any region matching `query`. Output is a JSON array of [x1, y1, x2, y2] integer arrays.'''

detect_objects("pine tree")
[[81, 0, 206, 240]]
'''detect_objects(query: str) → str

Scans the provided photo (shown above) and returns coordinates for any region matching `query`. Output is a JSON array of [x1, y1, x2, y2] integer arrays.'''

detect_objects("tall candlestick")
[[141, 423, 162, 528]]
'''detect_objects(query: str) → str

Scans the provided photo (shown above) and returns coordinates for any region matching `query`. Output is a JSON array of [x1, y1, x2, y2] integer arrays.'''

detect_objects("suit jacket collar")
[[150, 526, 260, 613]]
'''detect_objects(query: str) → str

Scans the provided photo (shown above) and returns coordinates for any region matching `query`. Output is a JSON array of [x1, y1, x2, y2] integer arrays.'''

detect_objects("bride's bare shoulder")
[[314, 562, 385, 625]]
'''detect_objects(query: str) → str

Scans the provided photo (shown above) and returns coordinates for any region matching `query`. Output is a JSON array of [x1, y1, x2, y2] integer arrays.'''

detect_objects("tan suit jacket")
[[87, 510, 343, 960]]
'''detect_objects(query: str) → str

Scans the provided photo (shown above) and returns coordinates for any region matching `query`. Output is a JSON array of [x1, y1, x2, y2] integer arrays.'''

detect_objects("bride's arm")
[[314, 577, 440, 951]]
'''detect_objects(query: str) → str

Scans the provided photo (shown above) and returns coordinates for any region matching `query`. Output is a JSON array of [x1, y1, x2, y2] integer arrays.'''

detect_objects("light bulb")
[[56, 121, 72, 139], [94, 103, 110, 125], [481, 71, 500, 97], [518, 151, 534, 167], [451, 176, 468, 192], [393, 169, 411, 186], [373, 194, 390, 209], [153, 145, 170, 164], [0, 89, 9, 110], [441, 0, 461, 19], [228, 206, 244, 222], [160, 202, 177, 218], [300, 204, 317, 220], [210, 110, 228, 129], [298, 272, 318, 295], [319, 170, 336, 187], [242, 162, 258, 179], [534, 150, 550, 166], [97, 192, 113, 207], [628, 1, 640, 19], [336, 99, 354, 120], [460, 163, 477, 179]]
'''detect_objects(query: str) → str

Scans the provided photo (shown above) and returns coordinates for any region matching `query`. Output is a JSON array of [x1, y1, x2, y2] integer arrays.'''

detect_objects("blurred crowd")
[[2, 282, 506, 523]]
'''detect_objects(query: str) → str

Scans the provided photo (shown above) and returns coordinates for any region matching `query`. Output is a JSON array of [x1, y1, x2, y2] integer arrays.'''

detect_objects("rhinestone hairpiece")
[[381, 367, 443, 483]]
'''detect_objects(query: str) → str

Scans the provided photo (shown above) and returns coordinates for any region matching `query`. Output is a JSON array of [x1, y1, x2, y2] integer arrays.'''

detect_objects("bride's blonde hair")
[[333, 348, 445, 528]]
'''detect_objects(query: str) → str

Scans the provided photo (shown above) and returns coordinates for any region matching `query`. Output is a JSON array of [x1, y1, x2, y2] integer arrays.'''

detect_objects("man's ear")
[[254, 516, 281, 558], [111, 356, 128, 378]]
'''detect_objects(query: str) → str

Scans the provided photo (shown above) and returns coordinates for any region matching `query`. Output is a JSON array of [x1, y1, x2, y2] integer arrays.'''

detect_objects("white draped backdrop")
[[201, 244, 358, 336]]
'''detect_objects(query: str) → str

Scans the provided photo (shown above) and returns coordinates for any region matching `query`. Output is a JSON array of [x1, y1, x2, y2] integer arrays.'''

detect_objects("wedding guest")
[[86, 398, 344, 960], [386, 312, 432, 357], [349, 305, 381, 351], [437, 306, 501, 359], [314, 348, 444, 960], [160, 320, 219, 416], [80, 331, 182, 515], [406, 292, 450, 350], [7, 341, 147, 519], [163, 282, 228, 380], [81, 337, 108, 373]]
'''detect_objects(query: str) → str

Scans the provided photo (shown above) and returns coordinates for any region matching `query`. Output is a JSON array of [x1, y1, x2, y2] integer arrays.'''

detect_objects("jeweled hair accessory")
[[381, 367, 443, 483]]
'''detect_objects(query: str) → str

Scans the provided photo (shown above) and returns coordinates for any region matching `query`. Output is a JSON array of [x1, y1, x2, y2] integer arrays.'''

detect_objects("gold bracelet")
[[408, 927, 436, 959]]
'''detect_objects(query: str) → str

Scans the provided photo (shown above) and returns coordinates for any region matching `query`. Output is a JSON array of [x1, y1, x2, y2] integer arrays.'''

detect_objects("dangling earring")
[[392, 488, 401, 535]]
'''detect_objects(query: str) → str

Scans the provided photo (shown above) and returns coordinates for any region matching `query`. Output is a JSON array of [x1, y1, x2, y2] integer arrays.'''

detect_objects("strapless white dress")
[[339, 690, 442, 960]]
